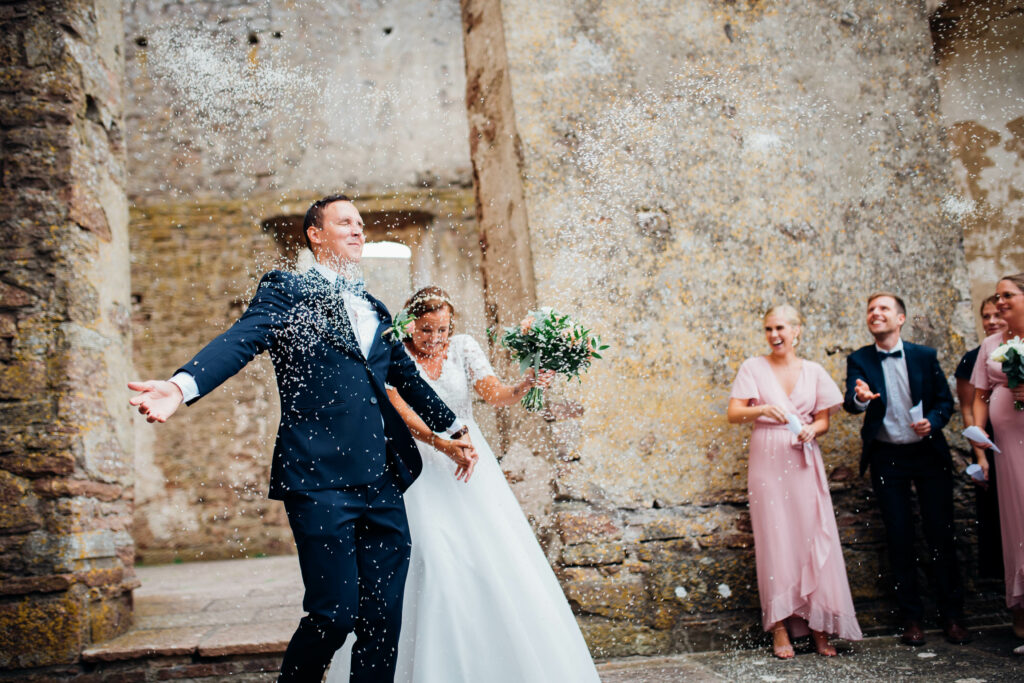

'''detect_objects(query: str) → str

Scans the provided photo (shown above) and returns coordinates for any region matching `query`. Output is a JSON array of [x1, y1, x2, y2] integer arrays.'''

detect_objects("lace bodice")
[[408, 335, 495, 422]]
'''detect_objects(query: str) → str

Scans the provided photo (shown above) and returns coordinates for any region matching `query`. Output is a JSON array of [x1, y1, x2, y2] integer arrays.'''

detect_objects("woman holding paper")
[[728, 305, 862, 659], [969, 274, 1024, 650]]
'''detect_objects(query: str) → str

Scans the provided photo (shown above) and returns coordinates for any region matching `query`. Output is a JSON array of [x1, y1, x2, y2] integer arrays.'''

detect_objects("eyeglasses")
[[994, 292, 1020, 302]]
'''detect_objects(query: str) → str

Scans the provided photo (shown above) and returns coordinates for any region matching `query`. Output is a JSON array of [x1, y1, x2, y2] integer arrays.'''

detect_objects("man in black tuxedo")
[[129, 194, 477, 682], [844, 292, 968, 646]]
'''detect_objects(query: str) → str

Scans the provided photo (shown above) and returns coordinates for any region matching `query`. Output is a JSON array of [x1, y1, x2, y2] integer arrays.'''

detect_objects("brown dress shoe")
[[901, 621, 926, 646], [943, 620, 972, 644]]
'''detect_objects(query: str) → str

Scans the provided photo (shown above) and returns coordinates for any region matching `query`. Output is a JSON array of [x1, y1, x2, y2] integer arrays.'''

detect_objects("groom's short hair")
[[867, 291, 906, 316], [303, 194, 352, 250]]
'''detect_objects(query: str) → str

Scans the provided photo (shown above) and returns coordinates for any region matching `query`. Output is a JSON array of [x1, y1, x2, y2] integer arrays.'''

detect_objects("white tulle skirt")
[[327, 420, 600, 682]]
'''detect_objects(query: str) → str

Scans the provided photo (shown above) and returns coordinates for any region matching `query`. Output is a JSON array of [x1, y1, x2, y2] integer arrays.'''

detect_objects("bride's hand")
[[435, 435, 478, 482], [527, 368, 556, 389]]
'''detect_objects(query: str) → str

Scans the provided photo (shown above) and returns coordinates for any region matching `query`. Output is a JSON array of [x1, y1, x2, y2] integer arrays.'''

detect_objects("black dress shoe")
[[943, 620, 971, 644], [901, 621, 926, 646]]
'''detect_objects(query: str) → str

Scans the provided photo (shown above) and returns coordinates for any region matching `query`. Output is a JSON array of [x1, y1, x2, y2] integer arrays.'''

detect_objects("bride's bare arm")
[[474, 369, 555, 408], [386, 388, 476, 481]]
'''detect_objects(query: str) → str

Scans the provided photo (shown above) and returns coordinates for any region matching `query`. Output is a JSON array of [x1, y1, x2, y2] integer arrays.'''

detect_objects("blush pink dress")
[[971, 334, 1024, 610], [731, 356, 863, 640]]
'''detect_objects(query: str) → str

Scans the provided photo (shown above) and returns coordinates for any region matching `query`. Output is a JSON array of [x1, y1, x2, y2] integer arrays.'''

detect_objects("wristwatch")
[[450, 426, 469, 440]]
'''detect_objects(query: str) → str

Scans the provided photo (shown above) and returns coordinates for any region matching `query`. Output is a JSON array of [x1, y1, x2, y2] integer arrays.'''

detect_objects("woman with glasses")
[[968, 274, 1024, 654]]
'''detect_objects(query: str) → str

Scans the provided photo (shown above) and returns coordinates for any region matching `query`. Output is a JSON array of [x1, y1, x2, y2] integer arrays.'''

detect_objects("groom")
[[129, 194, 476, 682]]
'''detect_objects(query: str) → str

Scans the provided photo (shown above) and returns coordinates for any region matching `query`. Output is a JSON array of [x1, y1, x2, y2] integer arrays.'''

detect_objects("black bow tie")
[[878, 349, 902, 359]]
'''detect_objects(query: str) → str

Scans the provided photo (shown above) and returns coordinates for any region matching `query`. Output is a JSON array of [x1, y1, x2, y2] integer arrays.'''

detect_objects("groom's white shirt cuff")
[[169, 372, 199, 403]]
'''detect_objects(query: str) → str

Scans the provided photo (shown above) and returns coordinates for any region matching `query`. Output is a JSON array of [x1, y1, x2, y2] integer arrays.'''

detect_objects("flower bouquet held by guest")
[[490, 306, 607, 411], [727, 305, 863, 659], [968, 274, 1024, 653], [327, 287, 601, 683], [955, 295, 1006, 580]]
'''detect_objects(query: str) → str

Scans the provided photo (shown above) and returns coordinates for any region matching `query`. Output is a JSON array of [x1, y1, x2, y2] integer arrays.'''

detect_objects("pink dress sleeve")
[[810, 362, 843, 415], [730, 358, 760, 402], [970, 335, 996, 391]]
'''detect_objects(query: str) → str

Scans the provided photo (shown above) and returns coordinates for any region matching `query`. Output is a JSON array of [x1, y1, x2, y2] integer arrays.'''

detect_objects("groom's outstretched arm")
[[128, 270, 294, 422]]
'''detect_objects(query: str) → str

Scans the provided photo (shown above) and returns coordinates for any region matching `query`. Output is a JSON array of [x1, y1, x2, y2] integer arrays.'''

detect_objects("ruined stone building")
[[1, 0, 1022, 674]]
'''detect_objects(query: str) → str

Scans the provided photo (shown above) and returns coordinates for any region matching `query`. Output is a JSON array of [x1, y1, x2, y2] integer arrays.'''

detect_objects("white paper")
[[909, 402, 924, 423], [785, 413, 803, 436], [966, 464, 986, 481], [962, 425, 1001, 453]]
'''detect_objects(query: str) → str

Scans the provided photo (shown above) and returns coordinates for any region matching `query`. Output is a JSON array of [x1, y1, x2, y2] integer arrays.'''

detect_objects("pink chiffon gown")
[[971, 334, 1024, 610], [731, 356, 863, 640]]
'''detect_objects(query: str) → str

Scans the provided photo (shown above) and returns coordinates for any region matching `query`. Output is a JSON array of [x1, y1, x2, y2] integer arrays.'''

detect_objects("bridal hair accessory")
[[407, 289, 454, 310]]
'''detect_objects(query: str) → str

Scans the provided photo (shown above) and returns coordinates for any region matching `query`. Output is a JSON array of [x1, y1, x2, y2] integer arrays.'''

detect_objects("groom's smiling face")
[[309, 200, 365, 265]]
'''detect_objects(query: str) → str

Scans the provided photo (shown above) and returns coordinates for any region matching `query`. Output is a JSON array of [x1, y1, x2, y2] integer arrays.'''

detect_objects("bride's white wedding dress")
[[327, 334, 600, 682]]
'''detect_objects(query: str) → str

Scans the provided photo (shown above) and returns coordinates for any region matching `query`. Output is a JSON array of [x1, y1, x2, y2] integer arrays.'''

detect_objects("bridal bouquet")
[[990, 336, 1024, 410], [490, 307, 607, 412]]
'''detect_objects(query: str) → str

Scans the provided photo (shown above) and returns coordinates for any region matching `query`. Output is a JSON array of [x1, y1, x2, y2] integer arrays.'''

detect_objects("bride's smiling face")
[[410, 308, 452, 356]]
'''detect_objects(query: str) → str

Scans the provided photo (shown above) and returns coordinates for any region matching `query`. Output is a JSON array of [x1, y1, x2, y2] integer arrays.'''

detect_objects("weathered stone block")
[[555, 508, 622, 544], [561, 541, 626, 566], [0, 574, 72, 596], [576, 615, 673, 659], [563, 574, 647, 620], [33, 478, 123, 502], [0, 470, 41, 533], [0, 593, 84, 668]]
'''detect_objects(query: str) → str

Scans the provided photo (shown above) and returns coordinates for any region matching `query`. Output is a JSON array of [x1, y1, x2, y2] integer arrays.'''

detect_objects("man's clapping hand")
[[128, 380, 184, 423]]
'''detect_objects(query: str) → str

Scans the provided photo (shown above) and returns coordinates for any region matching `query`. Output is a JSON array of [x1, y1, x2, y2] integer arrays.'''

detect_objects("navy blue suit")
[[844, 341, 964, 623], [177, 269, 456, 681]]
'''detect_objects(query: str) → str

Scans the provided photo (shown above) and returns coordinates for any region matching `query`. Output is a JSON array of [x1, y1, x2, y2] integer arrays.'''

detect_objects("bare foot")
[[812, 630, 837, 656], [772, 624, 795, 660]]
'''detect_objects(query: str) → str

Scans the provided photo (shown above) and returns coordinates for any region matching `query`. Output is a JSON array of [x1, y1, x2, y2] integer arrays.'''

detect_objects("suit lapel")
[[866, 348, 888, 406], [904, 343, 923, 405], [364, 294, 391, 364], [300, 271, 363, 359]]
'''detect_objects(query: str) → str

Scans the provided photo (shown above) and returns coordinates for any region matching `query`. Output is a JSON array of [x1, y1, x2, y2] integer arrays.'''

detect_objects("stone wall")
[[463, 0, 979, 656], [933, 0, 1024, 317], [0, 0, 137, 672], [123, 0, 473, 201]]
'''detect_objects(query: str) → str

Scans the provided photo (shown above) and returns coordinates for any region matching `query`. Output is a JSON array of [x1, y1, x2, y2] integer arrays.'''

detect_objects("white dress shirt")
[[856, 338, 921, 444], [170, 260, 464, 436]]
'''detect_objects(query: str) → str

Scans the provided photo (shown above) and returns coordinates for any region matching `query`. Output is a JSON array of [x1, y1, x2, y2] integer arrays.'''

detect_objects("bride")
[[328, 286, 600, 682]]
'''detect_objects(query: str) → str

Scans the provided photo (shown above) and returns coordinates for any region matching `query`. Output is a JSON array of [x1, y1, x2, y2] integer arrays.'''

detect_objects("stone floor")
[[84, 556, 1023, 681]]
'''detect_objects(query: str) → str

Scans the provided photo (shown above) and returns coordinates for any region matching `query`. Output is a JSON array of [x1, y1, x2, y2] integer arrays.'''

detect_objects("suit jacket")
[[176, 269, 456, 499], [843, 341, 954, 475]]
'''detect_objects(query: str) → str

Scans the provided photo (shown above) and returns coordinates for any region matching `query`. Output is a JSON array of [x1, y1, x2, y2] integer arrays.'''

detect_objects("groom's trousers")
[[278, 470, 411, 683]]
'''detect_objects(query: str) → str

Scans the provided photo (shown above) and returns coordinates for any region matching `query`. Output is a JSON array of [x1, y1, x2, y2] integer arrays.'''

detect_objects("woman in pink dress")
[[969, 273, 1024, 654], [727, 305, 863, 658]]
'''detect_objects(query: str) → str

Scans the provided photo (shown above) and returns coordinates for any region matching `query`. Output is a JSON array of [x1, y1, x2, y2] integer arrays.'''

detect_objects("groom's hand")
[[128, 380, 184, 423], [450, 435, 478, 482]]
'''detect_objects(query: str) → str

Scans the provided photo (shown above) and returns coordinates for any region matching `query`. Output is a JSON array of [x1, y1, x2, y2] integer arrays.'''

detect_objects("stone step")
[[83, 556, 303, 664]]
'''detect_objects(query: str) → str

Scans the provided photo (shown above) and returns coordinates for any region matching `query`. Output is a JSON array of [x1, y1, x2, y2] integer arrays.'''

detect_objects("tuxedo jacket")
[[176, 269, 456, 499], [843, 341, 954, 475]]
